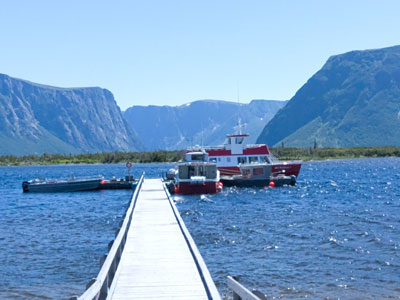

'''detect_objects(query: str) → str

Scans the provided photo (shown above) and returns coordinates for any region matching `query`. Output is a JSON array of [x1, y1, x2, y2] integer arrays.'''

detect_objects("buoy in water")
[[269, 181, 275, 188]]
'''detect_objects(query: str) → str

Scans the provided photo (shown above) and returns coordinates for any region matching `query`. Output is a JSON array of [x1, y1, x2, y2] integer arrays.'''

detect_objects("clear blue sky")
[[1, 0, 399, 109]]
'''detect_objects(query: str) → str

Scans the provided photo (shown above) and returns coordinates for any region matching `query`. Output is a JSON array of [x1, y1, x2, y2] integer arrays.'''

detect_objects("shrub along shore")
[[270, 146, 400, 161], [0, 146, 400, 166], [0, 151, 184, 166]]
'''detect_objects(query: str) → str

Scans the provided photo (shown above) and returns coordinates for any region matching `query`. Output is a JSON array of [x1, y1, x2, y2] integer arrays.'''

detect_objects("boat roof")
[[186, 151, 206, 155], [226, 134, 249, 138]]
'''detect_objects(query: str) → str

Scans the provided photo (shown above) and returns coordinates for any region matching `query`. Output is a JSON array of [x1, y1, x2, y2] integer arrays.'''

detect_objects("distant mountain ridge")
[[257, 45, 400, 147], [124, 99, 286, 151], [0, 73, 144, 155]]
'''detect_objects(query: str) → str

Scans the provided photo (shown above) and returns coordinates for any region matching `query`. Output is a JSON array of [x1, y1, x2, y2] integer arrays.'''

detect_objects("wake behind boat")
[[22, 175, 103, 193]]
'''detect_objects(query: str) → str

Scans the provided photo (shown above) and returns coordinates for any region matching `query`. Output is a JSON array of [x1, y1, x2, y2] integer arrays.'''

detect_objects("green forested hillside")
[[257, 45, 400, 147]]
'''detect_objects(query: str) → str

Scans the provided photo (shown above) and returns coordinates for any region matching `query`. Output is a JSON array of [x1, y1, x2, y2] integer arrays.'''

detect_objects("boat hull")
[[218, 162, 302, 177], [22, 179, 102, 193], [177, 181, 221, 195], [221, 175, 296, 188]]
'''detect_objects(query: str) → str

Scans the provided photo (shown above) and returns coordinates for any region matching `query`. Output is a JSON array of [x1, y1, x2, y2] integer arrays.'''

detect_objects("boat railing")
[[227, 276, 267, 300], [34, 175, 104, 183], [187, 143, 266, 152], [69, 172, 145, 300], [268, 153, 282, 163], [245, 144, 267, 149], [69, 175, 104, 181]]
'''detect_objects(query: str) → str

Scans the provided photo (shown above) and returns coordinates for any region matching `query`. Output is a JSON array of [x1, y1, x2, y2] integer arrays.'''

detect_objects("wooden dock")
[[76, 176, 220, 300]]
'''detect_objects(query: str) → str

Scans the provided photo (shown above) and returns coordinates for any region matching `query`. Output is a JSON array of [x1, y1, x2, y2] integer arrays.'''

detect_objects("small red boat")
[[174, 151, 223, 195]]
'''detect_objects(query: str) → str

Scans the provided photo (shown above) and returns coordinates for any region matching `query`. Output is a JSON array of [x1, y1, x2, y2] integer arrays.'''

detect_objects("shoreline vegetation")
[[0, 146, 400, 166]]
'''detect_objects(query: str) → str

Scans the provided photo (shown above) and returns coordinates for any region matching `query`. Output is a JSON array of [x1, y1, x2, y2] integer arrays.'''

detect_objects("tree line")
[[0, 146, 399, 166], [0, 150, 184, 166], [270, 146, 400, 161]]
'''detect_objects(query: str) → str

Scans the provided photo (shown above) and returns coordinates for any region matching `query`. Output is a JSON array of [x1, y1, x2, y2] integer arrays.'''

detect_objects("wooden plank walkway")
[[107, 178, 220, 300]]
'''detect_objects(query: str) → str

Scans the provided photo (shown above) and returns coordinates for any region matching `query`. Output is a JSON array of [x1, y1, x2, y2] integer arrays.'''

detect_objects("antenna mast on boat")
[[236, 81, 244, 135]]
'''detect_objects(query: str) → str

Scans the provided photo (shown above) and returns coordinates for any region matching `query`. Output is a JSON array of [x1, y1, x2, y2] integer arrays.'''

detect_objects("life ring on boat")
[[126, 161, 132, 169]]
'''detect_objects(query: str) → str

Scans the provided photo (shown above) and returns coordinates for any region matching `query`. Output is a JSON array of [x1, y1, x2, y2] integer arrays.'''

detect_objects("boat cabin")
[[178, 163, 218, 181], [224, 134, 249, 155], [186, 151, 208, 162]]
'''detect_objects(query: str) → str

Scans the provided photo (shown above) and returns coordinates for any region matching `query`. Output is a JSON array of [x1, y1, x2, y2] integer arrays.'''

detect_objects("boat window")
[[206, 165, 217, 179], [227, 157, 231, 162], [178, 165, 189, 179], [191, 154, 204, 161], [260, 156, 271, 164], [242, 169, 251, 176], [209, 157, 217, 163], [237, 156, 247, 164], [249, 156, 259, 163], [218, 157, 221, 162], [253, 168, 264, 175], [235, 137, 244, 144], [198, 165, 204, 176], [188, 166, 195, 177]]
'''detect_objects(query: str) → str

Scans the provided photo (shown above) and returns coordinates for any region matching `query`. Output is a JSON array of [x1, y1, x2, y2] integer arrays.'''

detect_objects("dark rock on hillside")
[[124, 99, 286, 150], [0, 74, 144, 155], [257, 45, 400, 147]]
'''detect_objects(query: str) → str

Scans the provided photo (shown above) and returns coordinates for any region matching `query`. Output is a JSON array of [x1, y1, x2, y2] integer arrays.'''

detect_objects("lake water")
[[0, 158, 399, 299]]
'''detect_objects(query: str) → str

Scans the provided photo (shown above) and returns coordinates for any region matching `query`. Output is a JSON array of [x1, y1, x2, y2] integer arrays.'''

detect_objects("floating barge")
[[22, 176, 102, 193], [221, 163, 297, 188], [23, 176, 138, 193]]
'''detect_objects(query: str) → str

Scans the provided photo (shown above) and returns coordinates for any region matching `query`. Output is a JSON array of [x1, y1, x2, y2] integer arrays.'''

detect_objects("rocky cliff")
[[124, 99, 286, 150], [257, 45, 400, 147], [0, 74, 143, 155]]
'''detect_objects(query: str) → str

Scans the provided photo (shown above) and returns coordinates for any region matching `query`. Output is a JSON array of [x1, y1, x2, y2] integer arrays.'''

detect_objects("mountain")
[[0, 74, 144, 155], [123, 99, 286, 151], [257, 45, 400, 147]]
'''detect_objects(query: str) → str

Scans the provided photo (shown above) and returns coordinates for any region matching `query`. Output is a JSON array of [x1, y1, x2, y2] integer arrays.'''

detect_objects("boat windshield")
[[191, 154, 205, 161], [249, 156, 259, 163], [235, 137, 244, 144], [260, 156, 272, 164]]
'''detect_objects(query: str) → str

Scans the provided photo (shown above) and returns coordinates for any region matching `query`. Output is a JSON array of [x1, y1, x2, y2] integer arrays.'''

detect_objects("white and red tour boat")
[[188, 122, 302, 178], [174, 151, 223, 195]]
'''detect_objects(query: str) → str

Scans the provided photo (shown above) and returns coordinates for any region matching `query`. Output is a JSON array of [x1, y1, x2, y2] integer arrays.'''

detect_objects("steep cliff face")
[[124, 99, 286, 150], [0, 74, 143, 155], [257, 45, 400, 147]]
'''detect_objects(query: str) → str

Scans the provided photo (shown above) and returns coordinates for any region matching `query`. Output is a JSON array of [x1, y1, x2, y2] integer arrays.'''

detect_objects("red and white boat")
[[188, 123, 302, 178], [174, 151, 223, 195]]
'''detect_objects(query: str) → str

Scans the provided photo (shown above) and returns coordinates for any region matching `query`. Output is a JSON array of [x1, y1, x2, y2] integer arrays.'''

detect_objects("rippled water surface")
[[0, 159, 399, 299]]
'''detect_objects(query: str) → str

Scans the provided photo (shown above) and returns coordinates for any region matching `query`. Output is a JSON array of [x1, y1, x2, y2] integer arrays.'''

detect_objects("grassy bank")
[[270, 146, 400, 161], [0, 151, 184, 166], [1, 147, 400, 166]]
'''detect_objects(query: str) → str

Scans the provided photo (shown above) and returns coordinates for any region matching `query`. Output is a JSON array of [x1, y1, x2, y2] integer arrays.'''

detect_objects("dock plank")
[[109, 179, 210, 300]]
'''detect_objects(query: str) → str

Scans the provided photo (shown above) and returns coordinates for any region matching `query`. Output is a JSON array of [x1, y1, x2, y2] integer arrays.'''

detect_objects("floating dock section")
[[75, 176, 220, 300]]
